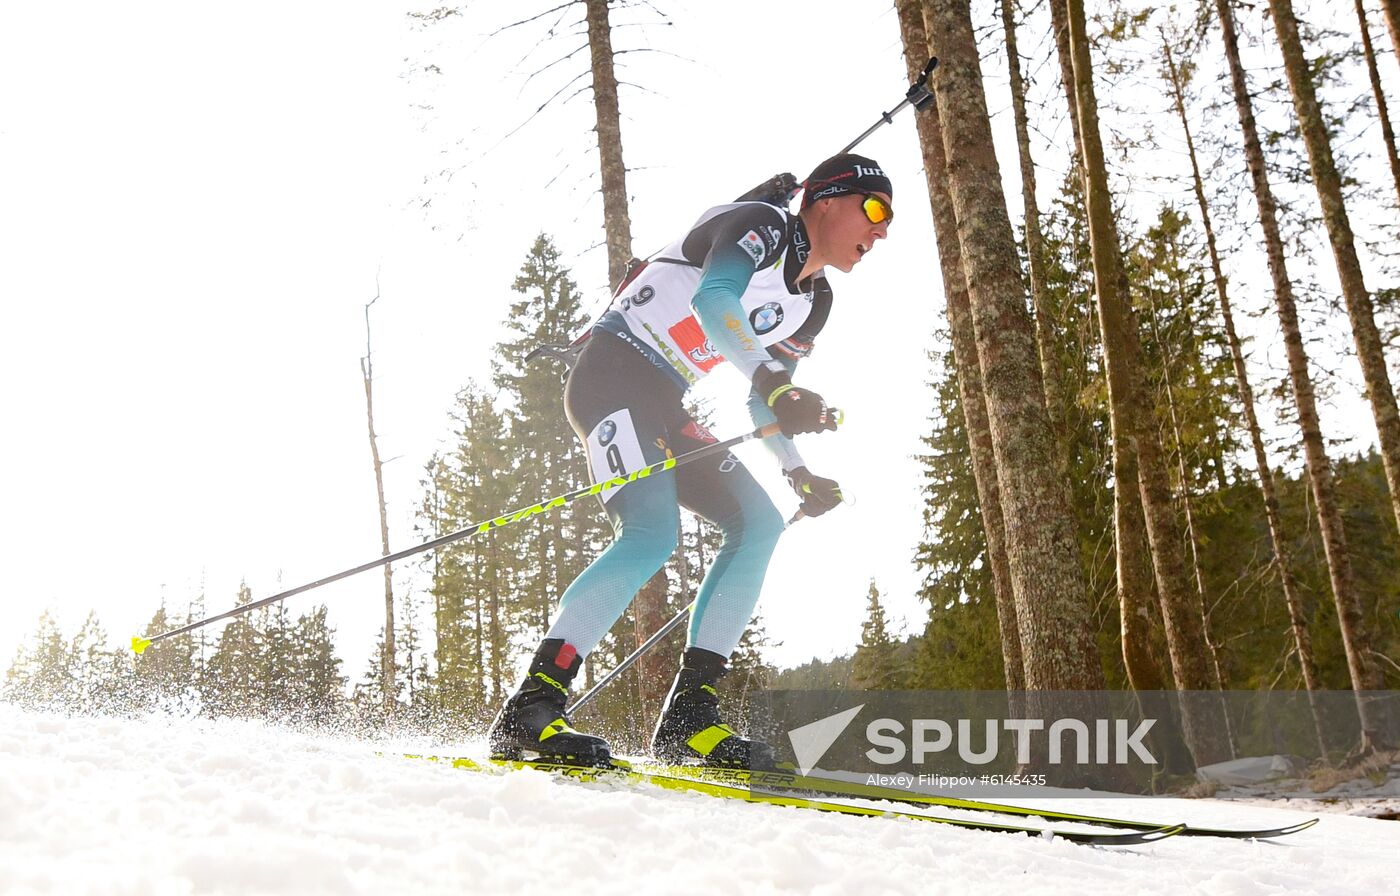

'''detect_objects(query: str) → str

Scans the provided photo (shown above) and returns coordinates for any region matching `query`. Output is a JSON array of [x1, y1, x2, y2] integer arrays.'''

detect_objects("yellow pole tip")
[[131, 636, 153, 655]]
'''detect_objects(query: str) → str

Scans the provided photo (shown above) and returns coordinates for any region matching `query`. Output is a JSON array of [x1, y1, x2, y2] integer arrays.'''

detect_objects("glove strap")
[[766, 383, 796, 406]]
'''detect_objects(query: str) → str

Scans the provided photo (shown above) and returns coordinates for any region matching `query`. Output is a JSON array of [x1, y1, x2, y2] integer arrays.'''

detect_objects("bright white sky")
[[1, 0, 1391, 682]]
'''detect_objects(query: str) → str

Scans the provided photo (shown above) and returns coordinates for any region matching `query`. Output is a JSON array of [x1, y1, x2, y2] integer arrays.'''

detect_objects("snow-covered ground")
[[2, 703, 1395, 895]]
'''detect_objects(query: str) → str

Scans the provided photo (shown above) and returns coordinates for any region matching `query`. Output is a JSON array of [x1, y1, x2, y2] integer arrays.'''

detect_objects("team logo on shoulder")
[[736, 230, 767, 265], [598, 419, 618, 446], [750, 302, 784, 334], [763, 225, 783, 250]]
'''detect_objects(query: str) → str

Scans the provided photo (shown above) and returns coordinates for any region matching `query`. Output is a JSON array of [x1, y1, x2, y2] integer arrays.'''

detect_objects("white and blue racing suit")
[[549, 200, 834, 658]]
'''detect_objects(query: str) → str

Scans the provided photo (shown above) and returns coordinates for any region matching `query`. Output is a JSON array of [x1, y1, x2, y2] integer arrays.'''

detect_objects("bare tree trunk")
[[584, 0, 633, 289], [1381, 0, 1400, 63], [1056, 0, 1169, 702], [1214, 0, 1385, 746], [1001, 0, 1071, 466], [1141, 257, 1239, 757], [1064, 0, 1230, 765], [1045, 0, 1083, 152], [923, 0, 1104, 693], [1161, 34, 1327, 756], [1049, 0, 1179, 713], [897, 0, 1025, 693], [1268, 0, 1400, 547], [1356, 0, 1400, 207], [1045, 4, 1187, 712], [585, 0, 674, 711], [362, 296, 395, 714]]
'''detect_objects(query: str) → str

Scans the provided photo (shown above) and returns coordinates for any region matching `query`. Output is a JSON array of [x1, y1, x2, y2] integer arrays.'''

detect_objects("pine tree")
[[4, 611, 73, 707], [1062, 0, 1230, 765], [852, 582, 902, 690], [132, 603, 198, 711], [202, 582, 266, 718], [69, 611, 121, 713], [426, 383, 524, 722], [722, 612, 779, 738], [1267, 0, 1400, 563], [354, 625, 402, 720], [292, 605, 345, 724], [1353, 0, 1400, 207], [924, 0, 1107, 693], [492, 235, 605, 649], [897, 0, 1025, 693], [1157, 26, 1325, 752], [912, 339, 1007, 690], [1212, 0, 1387, 748], [999, 0, 1071, 462], [263, 600, 299, 720]]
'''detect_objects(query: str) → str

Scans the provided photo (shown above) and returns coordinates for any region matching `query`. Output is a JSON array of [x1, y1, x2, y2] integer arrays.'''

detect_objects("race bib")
[[585, 409, 648, 504]]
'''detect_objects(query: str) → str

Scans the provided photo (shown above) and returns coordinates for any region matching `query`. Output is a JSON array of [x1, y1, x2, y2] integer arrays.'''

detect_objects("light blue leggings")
[[547, 336, 786, 658], [547, 457, 784, 657]]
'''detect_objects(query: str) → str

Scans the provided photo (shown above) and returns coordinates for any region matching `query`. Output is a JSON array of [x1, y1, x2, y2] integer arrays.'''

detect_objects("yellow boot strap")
[[686, 724, 736, 756], [538, 717, 577, 742]]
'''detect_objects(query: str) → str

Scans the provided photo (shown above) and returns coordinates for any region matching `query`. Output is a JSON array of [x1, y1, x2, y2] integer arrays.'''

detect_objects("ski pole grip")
[[909, 57, 938, 109]]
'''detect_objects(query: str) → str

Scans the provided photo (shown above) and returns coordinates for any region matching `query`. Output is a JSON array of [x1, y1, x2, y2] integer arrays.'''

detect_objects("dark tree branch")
[[488, 1, 579, 38]]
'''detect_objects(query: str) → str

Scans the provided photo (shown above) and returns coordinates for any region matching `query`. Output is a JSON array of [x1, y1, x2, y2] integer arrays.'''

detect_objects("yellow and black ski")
[[406, 753, 1184, 846], [633, 761, 1318, 840]]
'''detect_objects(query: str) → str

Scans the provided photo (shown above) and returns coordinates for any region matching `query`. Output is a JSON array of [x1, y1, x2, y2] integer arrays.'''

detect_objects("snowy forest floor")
[[2, 703, 1396, 895]]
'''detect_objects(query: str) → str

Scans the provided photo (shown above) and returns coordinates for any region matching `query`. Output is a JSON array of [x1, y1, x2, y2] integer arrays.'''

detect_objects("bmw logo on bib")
[[599, 419, 618, 446], [750, 302, 784, 335]]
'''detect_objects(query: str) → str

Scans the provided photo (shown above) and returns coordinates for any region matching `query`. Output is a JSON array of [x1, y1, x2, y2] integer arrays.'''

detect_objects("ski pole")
[[567, 600, 695, 715], [839, 56, 938, 154], [131, 419, 816, 656], [733, 57, 938, 207], [564, 502, 817, 714]]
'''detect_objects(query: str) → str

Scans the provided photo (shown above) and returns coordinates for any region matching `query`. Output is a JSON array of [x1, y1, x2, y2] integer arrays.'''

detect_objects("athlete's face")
[[818, 192, 891, 273]]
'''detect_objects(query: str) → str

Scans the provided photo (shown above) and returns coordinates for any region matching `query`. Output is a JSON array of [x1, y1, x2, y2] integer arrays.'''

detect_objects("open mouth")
[[857, 242, 869, 257]]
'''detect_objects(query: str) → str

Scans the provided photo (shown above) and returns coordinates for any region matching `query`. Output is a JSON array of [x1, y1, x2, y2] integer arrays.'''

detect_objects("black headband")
[[802, 153, 892, 207]]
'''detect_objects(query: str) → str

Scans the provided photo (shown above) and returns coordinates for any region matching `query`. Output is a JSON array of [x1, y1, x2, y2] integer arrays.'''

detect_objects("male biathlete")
[[488, 153, 894, 768]]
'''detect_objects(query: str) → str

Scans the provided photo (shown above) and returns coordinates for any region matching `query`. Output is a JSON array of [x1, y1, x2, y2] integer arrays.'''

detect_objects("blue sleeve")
[[690, 241, 778, 382], [746, 355, 805, 471]]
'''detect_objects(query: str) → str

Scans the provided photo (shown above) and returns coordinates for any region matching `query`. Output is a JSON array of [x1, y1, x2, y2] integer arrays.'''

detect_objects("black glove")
[[753, 365, 838, 438], [785, 467, 843, 518]]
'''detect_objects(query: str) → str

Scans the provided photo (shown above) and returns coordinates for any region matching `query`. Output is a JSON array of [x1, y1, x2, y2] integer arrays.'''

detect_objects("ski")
[[633, 762, 1318, 840], [406, 753, 1183, 846]]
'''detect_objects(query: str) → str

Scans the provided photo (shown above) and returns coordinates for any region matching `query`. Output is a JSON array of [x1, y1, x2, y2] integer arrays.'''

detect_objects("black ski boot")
[[488, 639, 612, 767], [651, 647, 776, 770]]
